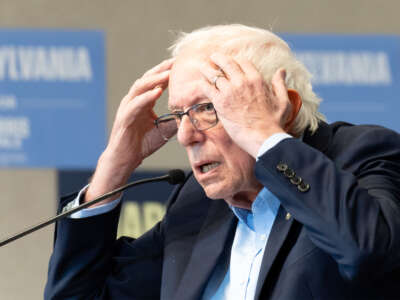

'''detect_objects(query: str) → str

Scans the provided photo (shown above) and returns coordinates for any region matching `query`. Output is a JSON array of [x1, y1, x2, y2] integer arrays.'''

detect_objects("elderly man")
[[45, 25, 400, 299]]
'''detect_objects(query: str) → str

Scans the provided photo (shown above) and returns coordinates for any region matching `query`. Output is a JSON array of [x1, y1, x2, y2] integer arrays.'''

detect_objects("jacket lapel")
[[254, 206, 295, 299], [174, 199, 237, 300]]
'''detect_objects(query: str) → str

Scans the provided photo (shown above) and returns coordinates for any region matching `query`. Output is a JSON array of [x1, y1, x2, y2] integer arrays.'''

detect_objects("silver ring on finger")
[[212, 74, 225, 89]]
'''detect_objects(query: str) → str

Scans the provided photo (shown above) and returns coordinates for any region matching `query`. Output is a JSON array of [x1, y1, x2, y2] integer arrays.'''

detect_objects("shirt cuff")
[[256, 133, 292, 159], [64, 184, 122, 219]]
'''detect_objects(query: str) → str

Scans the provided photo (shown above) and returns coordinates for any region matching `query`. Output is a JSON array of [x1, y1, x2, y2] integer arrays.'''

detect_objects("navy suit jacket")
[[45, 122, 400, 299]]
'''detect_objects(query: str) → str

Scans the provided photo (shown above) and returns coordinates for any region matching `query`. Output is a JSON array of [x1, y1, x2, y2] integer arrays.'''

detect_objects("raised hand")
[[85, 59, 174, 204], [200, 53, 301, 158]]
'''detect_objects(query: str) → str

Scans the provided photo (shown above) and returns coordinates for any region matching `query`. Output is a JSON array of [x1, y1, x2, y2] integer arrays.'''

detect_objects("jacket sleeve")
[[255, 126, 400, 281], [44, 193, 174, 299], [45, 197, 121, 299]]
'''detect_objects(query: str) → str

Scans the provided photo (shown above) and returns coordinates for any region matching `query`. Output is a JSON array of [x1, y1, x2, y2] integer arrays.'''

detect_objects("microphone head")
[[167, 169, 185, 185]]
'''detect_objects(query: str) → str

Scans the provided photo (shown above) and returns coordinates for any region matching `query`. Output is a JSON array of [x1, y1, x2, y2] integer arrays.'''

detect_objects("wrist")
[[84, 151, 138, 205], [244, 127, 286, 158], [256, 132, 292, 158]]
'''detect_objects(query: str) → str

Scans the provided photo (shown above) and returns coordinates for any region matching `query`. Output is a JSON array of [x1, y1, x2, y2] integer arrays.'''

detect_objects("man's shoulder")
[[328, 121, 400, 150], [321, 121, 400, 171], [303, 121, 399, 158], [330, 121, 399, 138]]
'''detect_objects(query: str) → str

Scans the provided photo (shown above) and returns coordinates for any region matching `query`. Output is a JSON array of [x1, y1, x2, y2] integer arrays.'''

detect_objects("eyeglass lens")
[[156, 103, 217, 141]]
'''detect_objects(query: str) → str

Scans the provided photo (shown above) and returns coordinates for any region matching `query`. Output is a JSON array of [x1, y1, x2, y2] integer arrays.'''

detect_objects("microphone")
[[164, 169, 186, 185], [0, 169, 185, 248]]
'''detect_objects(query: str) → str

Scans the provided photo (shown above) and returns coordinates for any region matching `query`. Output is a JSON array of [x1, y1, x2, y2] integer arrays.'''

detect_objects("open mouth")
[[200, 162, 221, 173]]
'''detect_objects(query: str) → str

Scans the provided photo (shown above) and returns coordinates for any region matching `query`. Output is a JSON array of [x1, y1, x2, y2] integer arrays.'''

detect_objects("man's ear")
[[284, 89, 302, 134]]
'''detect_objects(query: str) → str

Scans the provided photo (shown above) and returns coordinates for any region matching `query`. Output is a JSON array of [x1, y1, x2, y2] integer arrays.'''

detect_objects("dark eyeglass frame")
[[154, 102, 219, 132]]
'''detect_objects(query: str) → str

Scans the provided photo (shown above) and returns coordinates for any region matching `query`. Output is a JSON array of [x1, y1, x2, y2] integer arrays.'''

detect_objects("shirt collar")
[[231, 187, 280, 233]]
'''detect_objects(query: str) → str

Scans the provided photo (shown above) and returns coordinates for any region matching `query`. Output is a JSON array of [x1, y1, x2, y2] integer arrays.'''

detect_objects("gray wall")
[[0, 0, 399, 299]]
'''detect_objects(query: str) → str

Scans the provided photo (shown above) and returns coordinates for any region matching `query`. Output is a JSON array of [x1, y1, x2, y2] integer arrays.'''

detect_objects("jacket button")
[[297, 182, 310, 192], [284, 168, 295, 178], [276, 163, 288, 172], [290, 176, 302, 185]]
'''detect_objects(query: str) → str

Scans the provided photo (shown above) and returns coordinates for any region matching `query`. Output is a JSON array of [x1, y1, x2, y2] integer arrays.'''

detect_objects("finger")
[[212, 74, 230, 92], [126, 87, 163, 113], [143, 58, 175, 77], [235, 57, 262, 82], [271, 69, 292, 121], [210, 53, 244, 83], [271, 68, 288, 102], [197, 61, 228, 92], [199, 77, 222, 102], [112, 87, 162, 136], [198, 60, 223, 85], [121, 88, 162, 121], [128, 70, 170, 98]]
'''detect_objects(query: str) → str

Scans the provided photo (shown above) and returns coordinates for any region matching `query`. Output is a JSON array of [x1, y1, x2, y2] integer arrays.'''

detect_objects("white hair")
[[169, 24, 325, 135]]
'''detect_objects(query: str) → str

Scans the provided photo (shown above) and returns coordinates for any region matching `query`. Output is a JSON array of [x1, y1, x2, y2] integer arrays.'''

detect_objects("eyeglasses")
[[154, 102, 218, 141]]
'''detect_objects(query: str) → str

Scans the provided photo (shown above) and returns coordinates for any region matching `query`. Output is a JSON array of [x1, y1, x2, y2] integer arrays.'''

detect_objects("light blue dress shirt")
[[202, 187, 280, 300]]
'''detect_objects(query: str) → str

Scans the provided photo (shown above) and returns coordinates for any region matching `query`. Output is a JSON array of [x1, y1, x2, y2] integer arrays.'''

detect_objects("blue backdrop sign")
[[0, 29, 106, 168], [282, 34, 400, 132]]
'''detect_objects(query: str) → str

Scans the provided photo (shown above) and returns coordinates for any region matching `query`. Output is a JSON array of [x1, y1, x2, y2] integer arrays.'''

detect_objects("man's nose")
[[177, 115, 204, 146]]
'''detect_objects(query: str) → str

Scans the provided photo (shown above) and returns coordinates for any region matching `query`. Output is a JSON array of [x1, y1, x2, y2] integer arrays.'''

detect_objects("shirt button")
[[260, 234, 267, 240]]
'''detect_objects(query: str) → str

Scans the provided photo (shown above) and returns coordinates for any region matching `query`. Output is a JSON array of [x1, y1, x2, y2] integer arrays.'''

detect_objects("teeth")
[[201, 162, 220, 173]]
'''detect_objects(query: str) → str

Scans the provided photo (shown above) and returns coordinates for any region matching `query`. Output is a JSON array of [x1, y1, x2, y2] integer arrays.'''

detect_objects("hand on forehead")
[[193, 53, 264, 102], [167, 53, 221, 109]]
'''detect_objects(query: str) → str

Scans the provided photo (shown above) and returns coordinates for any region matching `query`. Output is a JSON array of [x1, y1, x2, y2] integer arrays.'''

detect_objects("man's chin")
[[204, 191, 222, 200], [193, 171, 231, 199], [201, 183, 231, 200]]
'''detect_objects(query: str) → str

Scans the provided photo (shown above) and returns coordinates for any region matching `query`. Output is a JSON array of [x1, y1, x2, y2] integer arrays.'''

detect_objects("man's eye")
[[205, 103, 213, 110], [200, 103, 214, 112]]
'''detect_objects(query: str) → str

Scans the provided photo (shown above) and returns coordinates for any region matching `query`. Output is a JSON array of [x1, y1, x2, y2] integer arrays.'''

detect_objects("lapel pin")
[[286, 213, 291, 220]]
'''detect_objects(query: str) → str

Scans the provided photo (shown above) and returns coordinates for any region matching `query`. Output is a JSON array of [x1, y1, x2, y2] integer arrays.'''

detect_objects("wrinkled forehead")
[[170, 54, 205, 84], [168, 53, 215, 110]]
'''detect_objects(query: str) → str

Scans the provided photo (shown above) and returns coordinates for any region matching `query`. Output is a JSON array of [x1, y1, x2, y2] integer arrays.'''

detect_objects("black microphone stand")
[[0, 170, 184, 248]]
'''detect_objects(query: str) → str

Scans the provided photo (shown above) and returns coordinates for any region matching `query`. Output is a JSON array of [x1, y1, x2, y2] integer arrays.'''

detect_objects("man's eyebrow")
[[168, 96, 209, 112], [167, 105, 182, 112]]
